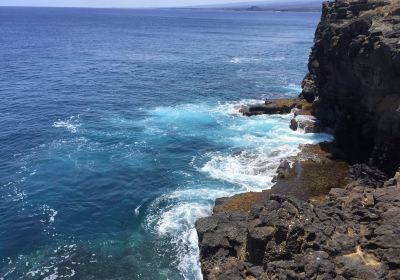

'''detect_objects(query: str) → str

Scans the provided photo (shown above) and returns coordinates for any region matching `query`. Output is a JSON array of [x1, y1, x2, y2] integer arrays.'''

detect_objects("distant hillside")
[[191, 0, 323, 12]]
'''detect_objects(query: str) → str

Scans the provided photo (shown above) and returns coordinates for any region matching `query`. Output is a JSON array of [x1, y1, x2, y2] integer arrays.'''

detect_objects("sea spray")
[[143, 100, 333, 279], [0, 8, 322, 279]]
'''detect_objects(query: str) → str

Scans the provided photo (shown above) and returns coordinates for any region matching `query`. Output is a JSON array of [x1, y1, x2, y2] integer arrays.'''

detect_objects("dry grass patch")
[[361, 0, 400, 16]]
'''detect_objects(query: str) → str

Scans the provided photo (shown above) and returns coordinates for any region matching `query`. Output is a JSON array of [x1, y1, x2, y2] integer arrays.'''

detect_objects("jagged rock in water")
[[239, 98, 310, 116], [290, 115, 322, 133], [301, 0, 400, 174]]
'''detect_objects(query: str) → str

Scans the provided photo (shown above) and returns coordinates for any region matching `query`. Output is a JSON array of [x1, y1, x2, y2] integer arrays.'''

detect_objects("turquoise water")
[[0, 7, 330, 279]]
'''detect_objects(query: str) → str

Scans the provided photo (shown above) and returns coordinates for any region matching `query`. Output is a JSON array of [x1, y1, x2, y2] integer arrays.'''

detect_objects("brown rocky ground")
[[197, 165, 399, 280], [213, 143, 351, 215]]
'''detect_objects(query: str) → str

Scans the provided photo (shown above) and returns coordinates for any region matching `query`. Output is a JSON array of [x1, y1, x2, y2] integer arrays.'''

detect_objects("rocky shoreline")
[[196, 0, 400, 279], [197, 165, 400, 279]]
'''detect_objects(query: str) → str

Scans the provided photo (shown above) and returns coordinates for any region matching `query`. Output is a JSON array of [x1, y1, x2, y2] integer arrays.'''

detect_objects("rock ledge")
[[197, 167, 400, 280]]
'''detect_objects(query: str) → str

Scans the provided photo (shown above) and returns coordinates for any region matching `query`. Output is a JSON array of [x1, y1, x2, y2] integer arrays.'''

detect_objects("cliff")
[[196, 1, 400, 279], [302, 0, 400, 174]]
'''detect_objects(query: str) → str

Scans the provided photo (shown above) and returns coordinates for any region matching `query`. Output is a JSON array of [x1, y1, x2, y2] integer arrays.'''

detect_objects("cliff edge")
[[302, 0, 400, 174], [196, 1, 400, 279]]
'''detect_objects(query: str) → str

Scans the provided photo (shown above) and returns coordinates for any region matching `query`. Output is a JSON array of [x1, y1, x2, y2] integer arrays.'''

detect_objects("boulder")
[[290, 115, 322, 133], [197, 168, 400, 279]]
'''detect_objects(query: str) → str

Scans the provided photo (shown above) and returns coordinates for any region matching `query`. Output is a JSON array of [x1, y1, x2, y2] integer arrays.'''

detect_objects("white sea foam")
[[230, 57, 241, 64], [213, 98, 260, 115], [40, 205, 58, 228], [200, 105, 333, 190], [134, 204, 142, 216], [201, 146, 298, 191], [43, 267, 58, 280], [52, 116, 81, 133], [26, 269, 41, 277], [49, 209, 58, 223], [284, 83, 303, 93], [4, 244, 78, 280], [146, 187, 232, 279], [144, 99, 333, 280], [269, 56, 286, 61], [229, 56, 260, 64]]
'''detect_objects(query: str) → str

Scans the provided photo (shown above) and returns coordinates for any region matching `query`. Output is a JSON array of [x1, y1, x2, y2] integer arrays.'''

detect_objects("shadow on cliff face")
[[301, 0, 400, 175], [197, 1, 400, 279]]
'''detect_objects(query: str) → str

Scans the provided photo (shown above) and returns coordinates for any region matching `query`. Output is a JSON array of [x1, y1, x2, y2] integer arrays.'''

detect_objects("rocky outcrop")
[[290, 115, 322, 133], [197, 1, 400, 279], [301, 0, 400, 174], [239, 99, 311, 117], [239, 98, 322, 133], [211, 143, 351, 214], [197, 166, 400, 280], [240, 98, 321, 133]]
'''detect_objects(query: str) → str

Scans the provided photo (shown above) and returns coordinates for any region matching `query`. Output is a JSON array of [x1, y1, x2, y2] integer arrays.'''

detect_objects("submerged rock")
[[290, 115, 322, 133]]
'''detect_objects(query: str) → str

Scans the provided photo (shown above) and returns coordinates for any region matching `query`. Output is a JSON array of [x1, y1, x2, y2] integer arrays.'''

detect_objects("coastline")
[[196, 0, 400, 279], [195, 97, 358, 278], [211, 103, 352, 214]]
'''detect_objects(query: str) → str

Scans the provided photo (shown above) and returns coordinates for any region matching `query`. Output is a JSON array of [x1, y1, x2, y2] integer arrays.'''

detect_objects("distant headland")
[[189, 0, 324, 12]]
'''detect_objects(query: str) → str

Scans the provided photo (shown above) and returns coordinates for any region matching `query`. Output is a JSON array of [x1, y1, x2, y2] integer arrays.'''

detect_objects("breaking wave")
[[142, 100, 333, 279]]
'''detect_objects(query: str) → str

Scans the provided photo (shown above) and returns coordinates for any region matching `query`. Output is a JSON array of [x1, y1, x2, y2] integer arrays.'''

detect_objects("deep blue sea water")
[[0, 7, 330, 279]]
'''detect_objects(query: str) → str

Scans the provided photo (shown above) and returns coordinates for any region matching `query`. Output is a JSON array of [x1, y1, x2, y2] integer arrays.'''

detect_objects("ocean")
[[0, 7, 331, 280]]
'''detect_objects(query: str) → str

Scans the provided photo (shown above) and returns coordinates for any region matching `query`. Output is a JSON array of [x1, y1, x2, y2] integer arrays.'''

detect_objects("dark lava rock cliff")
[[301, 0, 400, 174], [197, 1, 400, 279]]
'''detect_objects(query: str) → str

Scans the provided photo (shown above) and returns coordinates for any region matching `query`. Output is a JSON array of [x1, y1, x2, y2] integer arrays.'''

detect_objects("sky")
[[0, 0, 277, 8]]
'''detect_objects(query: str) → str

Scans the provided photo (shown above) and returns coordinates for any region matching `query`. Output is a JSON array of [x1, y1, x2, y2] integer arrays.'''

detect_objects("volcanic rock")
[[301, 0, 400, 174], [197, 167, 400, 279], [239, 98, 311, 116]]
